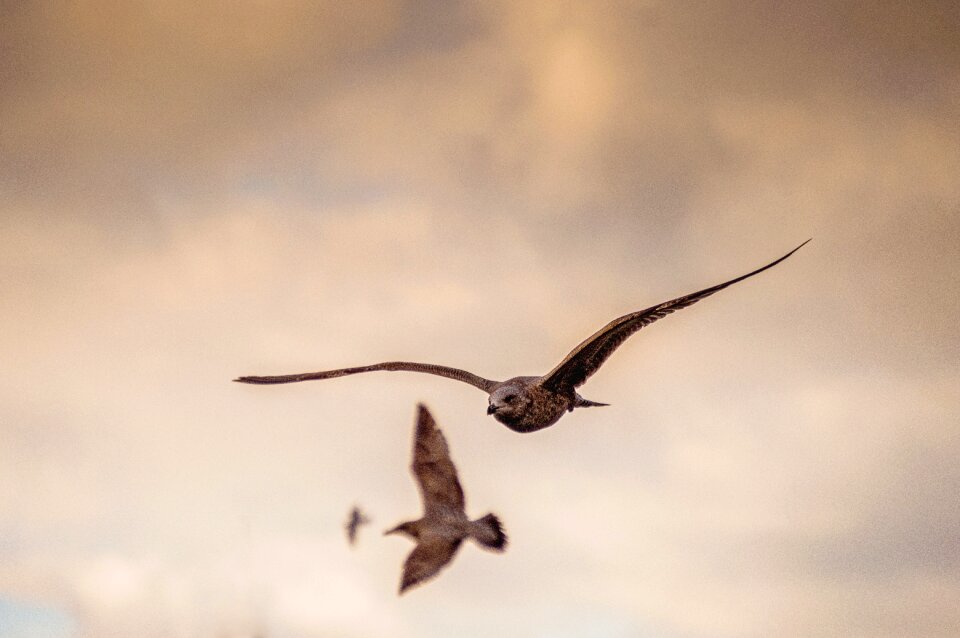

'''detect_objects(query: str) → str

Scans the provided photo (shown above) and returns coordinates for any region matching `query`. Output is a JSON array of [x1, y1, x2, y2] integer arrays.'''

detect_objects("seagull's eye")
[[504, 394, 516, 403]]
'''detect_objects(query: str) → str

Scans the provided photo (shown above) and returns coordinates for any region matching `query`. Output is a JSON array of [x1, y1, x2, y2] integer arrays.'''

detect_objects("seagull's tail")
[[575, 397, 610, 408], [470, 513, 508, 552]]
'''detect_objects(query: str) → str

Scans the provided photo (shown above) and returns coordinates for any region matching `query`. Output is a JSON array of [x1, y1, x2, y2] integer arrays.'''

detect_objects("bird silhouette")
[[344, 505, 369, 546], [236, 241, 809, 432], [385, 404, 507, 594]]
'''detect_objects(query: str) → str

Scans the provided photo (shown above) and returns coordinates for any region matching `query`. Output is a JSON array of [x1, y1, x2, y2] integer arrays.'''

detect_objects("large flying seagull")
[[236, 241, 809, 432]]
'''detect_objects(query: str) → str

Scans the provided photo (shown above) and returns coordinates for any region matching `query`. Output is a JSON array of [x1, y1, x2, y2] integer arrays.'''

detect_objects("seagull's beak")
[[486, 404, 497, 415]]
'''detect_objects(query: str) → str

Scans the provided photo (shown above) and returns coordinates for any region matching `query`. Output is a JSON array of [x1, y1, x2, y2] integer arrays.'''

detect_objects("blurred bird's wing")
[[399, 537, 463, 594], [235, 361, 498, 393], [411, 404, 465, 515], [540, 240, 810, 395]]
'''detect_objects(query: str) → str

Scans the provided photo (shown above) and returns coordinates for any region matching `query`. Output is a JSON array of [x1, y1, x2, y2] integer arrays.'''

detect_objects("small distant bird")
[[385, 404, 507, 594], [344, 506, 369, 546], [236, 241, 808, 432]]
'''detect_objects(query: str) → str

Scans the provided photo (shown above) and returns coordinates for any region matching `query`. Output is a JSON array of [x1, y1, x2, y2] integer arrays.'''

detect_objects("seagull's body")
[[344, 506, 369, 546], [236, 241, 809, 432], [386, 404, 507, 593]]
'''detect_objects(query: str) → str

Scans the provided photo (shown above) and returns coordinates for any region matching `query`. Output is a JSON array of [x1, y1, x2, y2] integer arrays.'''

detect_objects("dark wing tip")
[[414, 403, 440, 440], [740, 238, 811, 279], [399, 576, 417, 594], [398, 562, 434, 595]]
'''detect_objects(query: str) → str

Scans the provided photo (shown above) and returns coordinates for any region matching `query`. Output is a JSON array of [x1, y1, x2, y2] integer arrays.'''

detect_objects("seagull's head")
[[487, 383, 531, 423]]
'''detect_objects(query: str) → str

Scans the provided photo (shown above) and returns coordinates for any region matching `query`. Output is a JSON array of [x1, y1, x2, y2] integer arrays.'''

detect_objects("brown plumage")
[[236, 241, 809, 432], [385, 404, 507, 594]]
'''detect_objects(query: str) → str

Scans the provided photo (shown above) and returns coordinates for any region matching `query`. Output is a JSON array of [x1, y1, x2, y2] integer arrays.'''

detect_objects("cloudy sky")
[[2, 1, 958, 636]]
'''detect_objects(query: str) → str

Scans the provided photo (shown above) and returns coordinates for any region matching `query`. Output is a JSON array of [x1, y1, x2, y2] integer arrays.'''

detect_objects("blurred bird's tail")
[[471, 513, 508, 551]]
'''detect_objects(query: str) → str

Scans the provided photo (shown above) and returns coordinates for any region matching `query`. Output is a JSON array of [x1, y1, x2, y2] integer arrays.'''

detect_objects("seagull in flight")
[[236, 241, 809, 432], [344, 505, 369, 546], [385, 404, 507, 594]]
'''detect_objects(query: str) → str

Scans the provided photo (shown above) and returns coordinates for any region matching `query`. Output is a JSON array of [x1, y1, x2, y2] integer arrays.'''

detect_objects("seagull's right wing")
[[411, 404, 465, 515], [399, 537, 463, 594], [539, 240, 810, 394], [235, 361, 498, 393]]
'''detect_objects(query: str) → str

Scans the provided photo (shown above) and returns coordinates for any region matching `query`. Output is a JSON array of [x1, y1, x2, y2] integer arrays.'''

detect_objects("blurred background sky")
[[1, 1, 958, 637]]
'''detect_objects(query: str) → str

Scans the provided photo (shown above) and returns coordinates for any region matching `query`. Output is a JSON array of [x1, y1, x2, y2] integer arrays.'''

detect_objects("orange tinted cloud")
[[1, 2, 958, 636]]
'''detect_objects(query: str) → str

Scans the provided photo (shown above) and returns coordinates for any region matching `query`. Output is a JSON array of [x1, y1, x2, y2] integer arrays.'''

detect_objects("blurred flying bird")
[[344, 505, 369, 546], [385, 404, 507, 594], [236, 241, 809, 432]]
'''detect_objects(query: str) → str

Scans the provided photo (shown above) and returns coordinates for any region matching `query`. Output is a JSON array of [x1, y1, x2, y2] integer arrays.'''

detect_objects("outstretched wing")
[[411, 404, 465, 516], [399, 537, 463, 594], [540, 240, 810, 394], [235, 361, 498, 393]]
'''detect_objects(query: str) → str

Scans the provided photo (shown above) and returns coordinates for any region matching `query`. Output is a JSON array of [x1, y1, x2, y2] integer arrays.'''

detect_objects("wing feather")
[[235, 361, 498, 393], [399, 537, 463, 593], [411, 404, 465, 515], [540, 240, 810, 393]]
